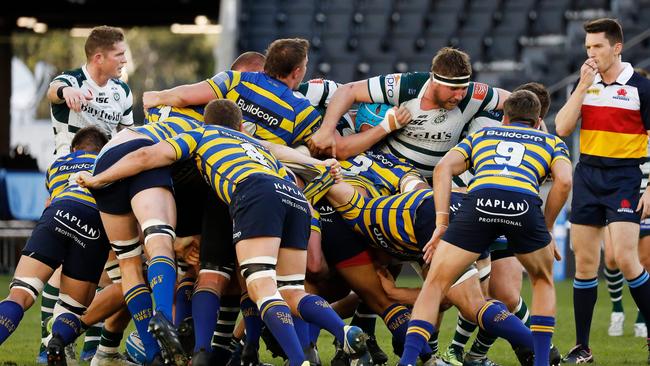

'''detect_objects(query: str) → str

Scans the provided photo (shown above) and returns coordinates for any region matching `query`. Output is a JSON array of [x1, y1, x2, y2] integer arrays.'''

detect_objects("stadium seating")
[[238, 0, 650, 119]]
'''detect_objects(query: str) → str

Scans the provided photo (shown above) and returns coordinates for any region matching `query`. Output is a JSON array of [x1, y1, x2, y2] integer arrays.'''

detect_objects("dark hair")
[[71, 126, 109, 153], [84, 26, 125, 59], [264, 38, 309, 79], [203, 99, 242, 130], [584, 18, 623, 45], [504, 90, 541, 126], [514, 82, 550, 119], [231, 51, 266, 72], [431, 47, 472, 78]]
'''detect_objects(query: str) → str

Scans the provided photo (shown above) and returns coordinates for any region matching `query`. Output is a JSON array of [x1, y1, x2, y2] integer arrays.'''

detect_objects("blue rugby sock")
[[241, 293, 263, 350], [308, 322, 320, 344], [530, 316, 554, 366], [297, 294, 345, 344], [628, 271, 650, 325], [192, 289, 220, 352], [125, 284, 160, 363], [478, 300, 533, 350], [51, 312, 84, 346], [400, 319, 435, 366], [174, 277, 194, 326], [573, 277, 598, 347], [382, 304, 411, 352], [293, 315, 310, 350], [259, 298, 304, 366], [147, 256, 177, 321], [0, 300, 23, 345]]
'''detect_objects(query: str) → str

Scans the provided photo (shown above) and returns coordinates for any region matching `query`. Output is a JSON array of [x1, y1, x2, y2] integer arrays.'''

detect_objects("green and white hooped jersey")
[[50, 65, 134, 156], [297, 79, 355, 137], [367, 72, 499, 178]]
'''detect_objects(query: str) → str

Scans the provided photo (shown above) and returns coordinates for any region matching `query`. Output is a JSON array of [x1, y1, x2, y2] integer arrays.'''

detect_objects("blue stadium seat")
[[468, 0, 501, 13], [502, 0, 536, 12], [452, 32, 485, 61], [322, 0, 355, 12], [390, 35, 421, 59], [493, 9, 529, 35], [277, 10, 315, 35], [531, 1, 569, 36], [486, 33, 520, 61], [357, 54, 397, 78], [320, 11, 353, 36], [321, 34, 355, 56], [460, 11, 495, 34], [424, 11, 459, 38], [357, 34, 389, 57], [357, 0, 394, 13], [391, 11, 426, 37], [404, 54, 434, 73], [573, 0, 610, 10], [358, 12, 391, 36], [395, 0, 432, 12], [320, 57, 359, 83]]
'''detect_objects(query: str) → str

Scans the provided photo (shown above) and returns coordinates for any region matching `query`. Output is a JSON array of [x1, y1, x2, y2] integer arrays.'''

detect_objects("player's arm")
[[424, 149, 469, 263], [77, 142, 179, 189], [544, 159, 572, 229], [554, 59, 598, 136], [334, 105, 411, 159], [376, 267, 420, 305], [308, 80, 374, 156], [143, 81, 215, 109], [47, 79, 93, 112], [495, 88, 511, 110], [259, 140, 341, 175]]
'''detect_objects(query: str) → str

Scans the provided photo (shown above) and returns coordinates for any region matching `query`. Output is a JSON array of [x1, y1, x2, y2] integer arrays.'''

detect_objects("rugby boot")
[[261, 325, 287, 360], [177, 317, 195, 355], [561, 345, 593, 364], [144, 354, 165, 366], [343, 325, 372, 366], [550, 345, 561, 366], [463, 356, 501, 366], [148, 312, 187, 366], [192, 349, 211, 366], [366, 336, 388, 365], [90, 350, 139, 366], [331, 340, 351, 366], [513, 345, 533, 366], [305, 342, 322, 366], [422, 353, 449, 366], [47, 335, 67, 366], [441, 346, 464, 366]]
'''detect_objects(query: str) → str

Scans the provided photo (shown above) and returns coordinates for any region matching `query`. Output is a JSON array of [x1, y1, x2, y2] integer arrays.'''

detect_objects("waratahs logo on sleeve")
[[617, 199, 634, 214]]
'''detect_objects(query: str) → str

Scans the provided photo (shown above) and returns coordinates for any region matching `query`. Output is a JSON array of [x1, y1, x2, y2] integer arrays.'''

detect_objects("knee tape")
[[478, 263, 492, 283], [111, 237, 142, 260], [142, 219, 176, 245], [199, 266, 234, 281], [9, 277, 45, 300], [104, 259, 122, 283], [451, 265, 479, 288], [276, 274, 305, 291], [239, 256, 277, 286], [256, 291, 284, 313], [54, 293, 87, 318]]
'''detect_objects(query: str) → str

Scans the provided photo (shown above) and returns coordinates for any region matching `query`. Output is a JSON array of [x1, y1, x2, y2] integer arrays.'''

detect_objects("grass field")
[[1, 274, 648, 365]]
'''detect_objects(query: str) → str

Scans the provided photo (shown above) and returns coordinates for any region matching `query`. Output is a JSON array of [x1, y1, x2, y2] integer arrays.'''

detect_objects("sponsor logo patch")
[[472, 82, 488, 100]]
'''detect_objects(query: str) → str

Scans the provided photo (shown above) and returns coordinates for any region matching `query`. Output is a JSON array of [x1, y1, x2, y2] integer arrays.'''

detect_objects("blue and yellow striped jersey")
[[335, 189, 464, 260], [46, 150, 98, 208], [341, 150, 422, 197], [207, 71, 322, 146], [131, 116, 202, 143], [144, 105, 205, 124], [166, 125, 291, 205], [452, 123, 571, 196], [335, 189, 431, 260]]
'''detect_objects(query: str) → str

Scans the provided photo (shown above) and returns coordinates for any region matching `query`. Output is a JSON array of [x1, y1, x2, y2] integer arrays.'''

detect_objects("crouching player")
[[400, 90, 573, 366], [0, 127, 110, 366]]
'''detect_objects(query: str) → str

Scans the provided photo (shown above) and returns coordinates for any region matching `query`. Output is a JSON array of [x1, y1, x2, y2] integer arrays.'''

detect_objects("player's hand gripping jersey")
[[367, 72, 500, 177], [207, 71, 322, 146], [453, 123, 571, 195]]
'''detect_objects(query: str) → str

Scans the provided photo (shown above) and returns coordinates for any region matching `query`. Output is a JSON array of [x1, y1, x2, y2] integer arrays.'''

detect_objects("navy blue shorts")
[[315, 201, 369, 266], [22, 200, 110, 283], [174, 163, 210, 237], [570, 163, 642, 226], [91, 139, 173, 215], [443, 189, 551, 254], [200, 191, 236, 274], [230, 174, 311, 249]]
